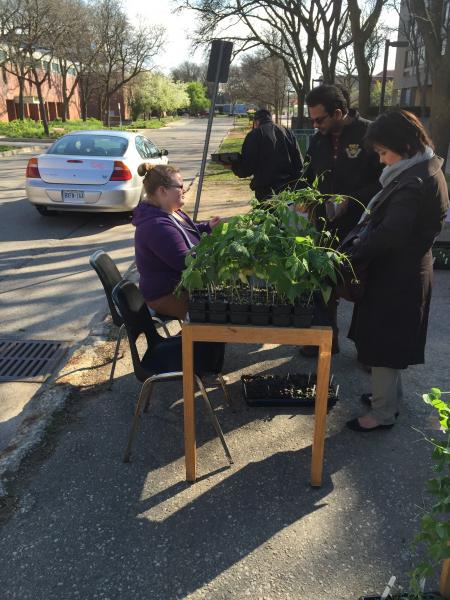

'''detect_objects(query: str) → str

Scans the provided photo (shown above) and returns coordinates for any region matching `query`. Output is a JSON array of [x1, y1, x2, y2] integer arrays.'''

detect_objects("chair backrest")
[[112, 279, 162, 381], [89, 250, 123, 327], [113, 279, 226, 381]]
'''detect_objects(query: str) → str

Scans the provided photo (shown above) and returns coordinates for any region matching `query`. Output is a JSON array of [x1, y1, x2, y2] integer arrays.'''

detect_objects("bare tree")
[[347, 0, 391, 115], [171, 61, 205, 82], [409, 0, 450, 161], [174, 0, 350, 123], [92, 0, 165, 125], [0, 0, 66, 134], [238, 51, 289, 123]]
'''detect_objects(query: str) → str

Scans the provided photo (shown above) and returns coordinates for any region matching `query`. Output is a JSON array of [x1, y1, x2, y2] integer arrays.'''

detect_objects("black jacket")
[[304, 110, 382, 239], [348, 156, 449, 369], [232, 118, 303, 200]]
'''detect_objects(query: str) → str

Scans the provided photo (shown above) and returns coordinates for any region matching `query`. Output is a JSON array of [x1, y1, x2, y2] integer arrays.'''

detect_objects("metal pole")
[[287, 89, 290, 128], [192, 45, 224, 222], [379, 40, 390, 114]]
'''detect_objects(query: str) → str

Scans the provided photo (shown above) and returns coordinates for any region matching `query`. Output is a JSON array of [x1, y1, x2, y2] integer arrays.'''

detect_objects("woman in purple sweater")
[[133, 163, 221, 319]]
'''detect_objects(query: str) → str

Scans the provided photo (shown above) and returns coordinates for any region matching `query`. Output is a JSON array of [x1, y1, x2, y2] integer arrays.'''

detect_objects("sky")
[[125, 0, 203, 73], [124, 0, 400, 76]]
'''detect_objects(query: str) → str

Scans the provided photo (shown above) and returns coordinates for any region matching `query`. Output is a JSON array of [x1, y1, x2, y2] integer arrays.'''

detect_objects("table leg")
[[311, 337, 332, 487], [182, 327, 196, 482]]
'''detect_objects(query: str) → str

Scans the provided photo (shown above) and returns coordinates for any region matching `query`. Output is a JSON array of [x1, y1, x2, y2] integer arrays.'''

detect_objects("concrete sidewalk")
[[0, 176, 449, 599]]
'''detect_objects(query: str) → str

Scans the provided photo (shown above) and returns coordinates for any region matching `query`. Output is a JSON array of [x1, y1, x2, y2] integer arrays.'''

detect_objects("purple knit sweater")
[[133, 203, 211, 301]]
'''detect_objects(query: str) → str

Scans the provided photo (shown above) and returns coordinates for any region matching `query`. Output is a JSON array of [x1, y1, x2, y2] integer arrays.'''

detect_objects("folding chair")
[[89, 250, 177, 389], [112, 279, 233, 465]]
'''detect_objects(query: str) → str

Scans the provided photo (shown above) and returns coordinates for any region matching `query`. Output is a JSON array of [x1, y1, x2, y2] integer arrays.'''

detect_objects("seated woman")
[[133, 163, 221, 319], [346, 110, 449, 432]]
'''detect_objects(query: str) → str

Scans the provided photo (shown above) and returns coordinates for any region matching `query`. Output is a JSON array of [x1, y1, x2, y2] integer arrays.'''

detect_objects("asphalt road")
[[0, 117, 231, 452]]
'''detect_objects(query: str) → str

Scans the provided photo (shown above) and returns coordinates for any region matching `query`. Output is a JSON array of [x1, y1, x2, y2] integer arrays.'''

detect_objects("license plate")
[[62, 190, 85, 203]]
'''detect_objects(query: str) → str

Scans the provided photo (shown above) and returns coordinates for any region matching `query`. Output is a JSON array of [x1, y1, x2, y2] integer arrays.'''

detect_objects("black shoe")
[[299, 340, 340, 357], [360, 393, 372, 406], [346, 417, 395, 432], [359, 394, 399, 418]]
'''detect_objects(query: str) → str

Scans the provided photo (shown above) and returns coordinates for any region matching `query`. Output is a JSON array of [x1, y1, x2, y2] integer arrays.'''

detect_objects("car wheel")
[[34, 205, 58, 216]]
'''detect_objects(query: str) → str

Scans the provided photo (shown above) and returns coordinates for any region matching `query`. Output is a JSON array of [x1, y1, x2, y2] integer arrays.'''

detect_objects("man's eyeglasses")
[[167, 184, 184, 190], [312, 114, 330, 126]]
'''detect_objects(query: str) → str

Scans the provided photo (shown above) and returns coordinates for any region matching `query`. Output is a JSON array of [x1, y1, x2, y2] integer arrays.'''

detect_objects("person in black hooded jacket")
[[229, 109, 303, 203]]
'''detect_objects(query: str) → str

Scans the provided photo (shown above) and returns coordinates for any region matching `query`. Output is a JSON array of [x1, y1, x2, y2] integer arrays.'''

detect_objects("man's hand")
[[209, 216, 222, 229], [325, 197, 350, 221]]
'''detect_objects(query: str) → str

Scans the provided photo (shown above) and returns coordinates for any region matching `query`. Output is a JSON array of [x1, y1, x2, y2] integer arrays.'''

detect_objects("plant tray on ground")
[[433, 241, 450, 270], [241, 373, 339, 408], [359, 593, 442, 599]]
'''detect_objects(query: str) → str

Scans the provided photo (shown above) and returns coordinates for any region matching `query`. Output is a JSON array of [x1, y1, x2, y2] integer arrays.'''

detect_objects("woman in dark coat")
[[346, 110, 449, 432]]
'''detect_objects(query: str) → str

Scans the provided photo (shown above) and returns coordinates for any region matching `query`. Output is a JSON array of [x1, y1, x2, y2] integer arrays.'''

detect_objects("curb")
[[0, 145, 49, 157], [0, 260, 138, 499]]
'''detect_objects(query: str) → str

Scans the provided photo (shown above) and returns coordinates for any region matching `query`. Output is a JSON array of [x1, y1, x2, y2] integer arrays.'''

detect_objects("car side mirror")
[[159, 148, 169, 156]]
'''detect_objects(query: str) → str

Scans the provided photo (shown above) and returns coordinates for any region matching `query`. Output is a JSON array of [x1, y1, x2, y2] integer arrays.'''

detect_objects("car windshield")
[[48, 134, 129, 157]]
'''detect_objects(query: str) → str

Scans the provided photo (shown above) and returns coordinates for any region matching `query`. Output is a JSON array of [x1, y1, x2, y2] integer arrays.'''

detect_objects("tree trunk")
[[34, 78, 49, 136], [428, 63, 450, 165], [353, 38, 371, 116], [17, 78, 25, 120], [61, 72, 68, 122]]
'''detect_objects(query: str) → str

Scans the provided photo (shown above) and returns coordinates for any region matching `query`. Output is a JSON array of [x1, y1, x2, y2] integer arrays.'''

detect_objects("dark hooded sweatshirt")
[[231, 116, 303, 200], [133, 203, 210, 301]]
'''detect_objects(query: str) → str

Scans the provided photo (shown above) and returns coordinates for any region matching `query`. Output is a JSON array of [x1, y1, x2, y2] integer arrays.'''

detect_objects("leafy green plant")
[[409, 388, 450, 599], [179, 190, 354, 304]]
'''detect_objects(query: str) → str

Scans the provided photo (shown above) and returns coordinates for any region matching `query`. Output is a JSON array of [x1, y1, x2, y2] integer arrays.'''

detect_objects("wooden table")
[[182, 323, 332, 487]]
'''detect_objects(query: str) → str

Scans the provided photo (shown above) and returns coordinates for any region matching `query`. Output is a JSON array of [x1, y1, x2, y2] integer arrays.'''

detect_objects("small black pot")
[[209, 300, 228, 313], [189, 309, 208, 323], [209, 299, 228, 324], [229, 303, 249, 325], [249, 303, 270, 326], [272, 304, 292, 327]]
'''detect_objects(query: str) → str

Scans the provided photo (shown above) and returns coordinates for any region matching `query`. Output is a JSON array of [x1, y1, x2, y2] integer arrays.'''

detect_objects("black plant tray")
[[359, 594, 442, 599], [433, 240, 450, 270], [241, 373, 338, 408], [211, 151, 241, 164]]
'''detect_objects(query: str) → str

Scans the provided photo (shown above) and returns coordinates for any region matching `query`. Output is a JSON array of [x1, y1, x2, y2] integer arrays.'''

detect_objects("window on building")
[[51, 62, 61, 74]]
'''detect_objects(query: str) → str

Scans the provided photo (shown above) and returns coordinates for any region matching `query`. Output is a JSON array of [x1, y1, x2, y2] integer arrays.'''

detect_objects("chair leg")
[[123, 379, 154, 463], [143, 380, 155, 413], [216, 373, 235, 412], [195, 375, 233, 465], [108, 323, 125, 390]]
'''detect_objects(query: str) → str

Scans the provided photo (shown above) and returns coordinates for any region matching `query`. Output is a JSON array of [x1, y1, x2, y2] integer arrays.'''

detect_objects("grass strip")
[[0, 116, 180, 139], [206, 121, 251, 182]]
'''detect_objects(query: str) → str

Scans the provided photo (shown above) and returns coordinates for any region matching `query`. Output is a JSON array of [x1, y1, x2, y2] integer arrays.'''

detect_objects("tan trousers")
[[146, 292, 188, 320], [369, 367, 403, 424]]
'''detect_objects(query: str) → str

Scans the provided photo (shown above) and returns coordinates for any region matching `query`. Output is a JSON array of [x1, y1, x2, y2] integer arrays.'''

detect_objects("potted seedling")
[[359, 388, 450, 600], [177, 188, 356, 326]]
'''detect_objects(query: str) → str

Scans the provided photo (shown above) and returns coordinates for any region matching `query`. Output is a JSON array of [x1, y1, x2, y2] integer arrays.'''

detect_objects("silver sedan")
[[25, 130, 169, 215]]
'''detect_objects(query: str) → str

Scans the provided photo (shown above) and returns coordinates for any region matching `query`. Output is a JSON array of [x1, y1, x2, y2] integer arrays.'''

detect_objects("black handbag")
[[334, 223, 369, 303]]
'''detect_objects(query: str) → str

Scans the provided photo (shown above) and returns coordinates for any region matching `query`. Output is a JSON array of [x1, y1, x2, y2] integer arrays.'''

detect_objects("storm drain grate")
[[0, 339, 70, 382]]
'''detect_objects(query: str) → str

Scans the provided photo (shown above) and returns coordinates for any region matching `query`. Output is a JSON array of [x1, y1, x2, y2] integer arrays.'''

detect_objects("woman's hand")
[[209, 216, 222, 229]]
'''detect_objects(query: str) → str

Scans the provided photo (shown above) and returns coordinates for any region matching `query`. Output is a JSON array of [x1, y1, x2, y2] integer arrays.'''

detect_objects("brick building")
[[0, 49, 81, 122]]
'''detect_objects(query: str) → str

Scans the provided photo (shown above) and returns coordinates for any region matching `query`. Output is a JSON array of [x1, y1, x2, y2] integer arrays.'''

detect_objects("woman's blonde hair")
[[138, 163, 181, 198]]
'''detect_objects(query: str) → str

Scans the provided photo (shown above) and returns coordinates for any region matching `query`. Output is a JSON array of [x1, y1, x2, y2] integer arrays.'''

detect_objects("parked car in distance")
[[26, 130, 169, 215]]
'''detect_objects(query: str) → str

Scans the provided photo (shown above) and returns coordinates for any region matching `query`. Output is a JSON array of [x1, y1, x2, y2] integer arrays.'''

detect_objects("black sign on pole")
[[193, 40, 233, 221], [206, 40, 233, 83]]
